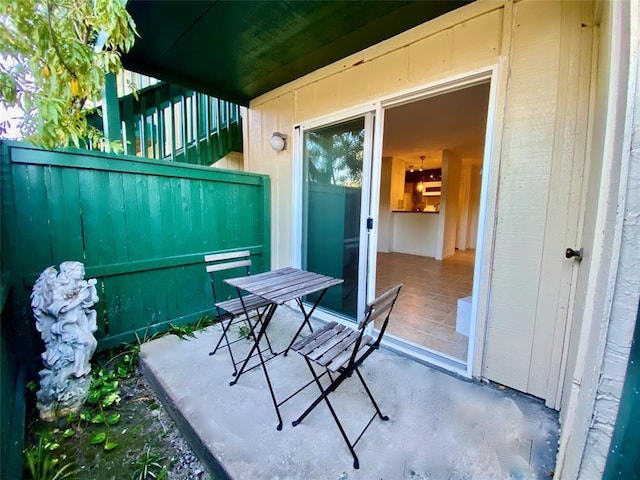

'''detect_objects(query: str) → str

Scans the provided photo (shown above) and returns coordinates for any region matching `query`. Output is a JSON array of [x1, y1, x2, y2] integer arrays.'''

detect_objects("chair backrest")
[[333, 283, 401, 372], [204, 250, 253, 304], [359, 284, 402, 347]]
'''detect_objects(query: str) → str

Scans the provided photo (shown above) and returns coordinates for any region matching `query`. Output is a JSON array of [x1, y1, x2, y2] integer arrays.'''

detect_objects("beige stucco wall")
[[245, 0, 596, 405], [246, 0, 504, 268], [555, 0, 640, 477], [239, 0, 640, 476]]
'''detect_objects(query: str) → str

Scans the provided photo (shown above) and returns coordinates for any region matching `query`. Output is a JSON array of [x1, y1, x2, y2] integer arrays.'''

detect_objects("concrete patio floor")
[[139, 306, 559, 480]]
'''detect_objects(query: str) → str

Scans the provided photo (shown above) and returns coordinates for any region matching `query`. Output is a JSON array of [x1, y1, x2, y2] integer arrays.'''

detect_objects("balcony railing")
[[90, 75, 243, 166]]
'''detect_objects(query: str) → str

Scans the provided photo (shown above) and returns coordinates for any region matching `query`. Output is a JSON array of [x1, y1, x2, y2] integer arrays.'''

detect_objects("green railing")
[[115, 71, 161, 97], [90, 81, 243, 166]]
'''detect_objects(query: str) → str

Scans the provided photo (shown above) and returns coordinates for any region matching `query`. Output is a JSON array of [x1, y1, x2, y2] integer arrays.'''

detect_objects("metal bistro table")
[[224, 267, 343, 430]]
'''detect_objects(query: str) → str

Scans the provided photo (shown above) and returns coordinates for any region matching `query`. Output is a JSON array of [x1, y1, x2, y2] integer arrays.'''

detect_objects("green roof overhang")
[[123, 1, 471, 105]]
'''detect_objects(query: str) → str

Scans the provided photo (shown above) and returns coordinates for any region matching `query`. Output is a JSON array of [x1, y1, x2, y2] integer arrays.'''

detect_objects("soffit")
[[123, 0, 471, 106]]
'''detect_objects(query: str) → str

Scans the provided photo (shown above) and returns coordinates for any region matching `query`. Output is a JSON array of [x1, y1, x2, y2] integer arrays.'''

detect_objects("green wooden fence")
[[603, 300, 640, 479], [1, 274, 25, 480], [1, 140, 270, 358]]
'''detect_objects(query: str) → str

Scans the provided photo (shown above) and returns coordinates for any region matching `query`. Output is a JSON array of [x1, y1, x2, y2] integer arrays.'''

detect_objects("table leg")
[[230, 300, 278, 385], [283, 288, 329, 356], [230, 301, 284, 430]]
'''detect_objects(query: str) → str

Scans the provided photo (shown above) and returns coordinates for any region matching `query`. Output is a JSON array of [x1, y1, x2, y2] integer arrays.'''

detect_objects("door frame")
[[292, 63, 505, 379]]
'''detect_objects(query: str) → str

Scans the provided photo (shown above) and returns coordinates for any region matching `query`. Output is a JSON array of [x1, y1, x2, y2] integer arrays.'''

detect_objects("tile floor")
[[375, 250, 475, 360]]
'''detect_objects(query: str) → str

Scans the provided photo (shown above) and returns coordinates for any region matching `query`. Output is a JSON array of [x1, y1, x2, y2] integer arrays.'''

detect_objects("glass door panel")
[[302, 117, 365, 321]]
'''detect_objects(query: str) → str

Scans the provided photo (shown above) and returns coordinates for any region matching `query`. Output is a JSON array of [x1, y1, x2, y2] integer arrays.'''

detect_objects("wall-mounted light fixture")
[[270, 132, 287, 152]]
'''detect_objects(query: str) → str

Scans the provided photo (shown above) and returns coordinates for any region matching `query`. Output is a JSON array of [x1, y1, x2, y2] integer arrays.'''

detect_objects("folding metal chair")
[[205, 251, 274, 376], [290, 283, 402, 469]]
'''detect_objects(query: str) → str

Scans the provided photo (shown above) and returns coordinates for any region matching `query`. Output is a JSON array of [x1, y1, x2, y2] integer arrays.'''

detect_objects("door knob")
[[565, 247, 583, 261]]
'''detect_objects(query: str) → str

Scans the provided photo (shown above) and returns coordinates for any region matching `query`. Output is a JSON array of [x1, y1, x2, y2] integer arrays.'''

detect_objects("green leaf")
[[62, 428, 75, 438], [103, 441, 118, 451], [102, 380, 119, 392], [89, 432, 107, 445], [87, 390, 101, 404], [91, 412, 106, 424], [101, 392, 121, 407], [106, 412, 121, 425]]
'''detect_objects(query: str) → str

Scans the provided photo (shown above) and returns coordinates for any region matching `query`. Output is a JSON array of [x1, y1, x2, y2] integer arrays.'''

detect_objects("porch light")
[[270, 132, 287, 152]]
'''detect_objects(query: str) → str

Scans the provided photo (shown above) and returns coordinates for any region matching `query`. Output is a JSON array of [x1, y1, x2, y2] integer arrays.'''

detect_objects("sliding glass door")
[[301, 113, 374, 322]]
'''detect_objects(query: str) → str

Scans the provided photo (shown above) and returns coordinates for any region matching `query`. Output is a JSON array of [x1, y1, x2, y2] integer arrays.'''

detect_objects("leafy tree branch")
[[0, 0, 137, 151]]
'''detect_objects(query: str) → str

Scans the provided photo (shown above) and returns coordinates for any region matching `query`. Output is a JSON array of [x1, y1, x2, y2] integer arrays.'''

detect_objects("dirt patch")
[[24, 374, 213, 480]]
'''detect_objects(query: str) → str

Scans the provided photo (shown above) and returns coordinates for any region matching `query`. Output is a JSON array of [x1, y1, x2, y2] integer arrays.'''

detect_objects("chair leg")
[[317, 380, 361, 469], [209, 316, 241, 376], [355, 368, 388, 421], [209, 315, 235, 355], [292, 359, 361, 469], [210, 308, 275, 377]]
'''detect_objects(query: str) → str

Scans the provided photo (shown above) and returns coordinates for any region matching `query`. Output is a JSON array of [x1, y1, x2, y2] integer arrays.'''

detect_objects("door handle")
[[565, 247, 583, 261]]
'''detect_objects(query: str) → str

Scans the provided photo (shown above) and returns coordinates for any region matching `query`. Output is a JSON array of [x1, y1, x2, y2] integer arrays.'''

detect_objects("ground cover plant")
[[22, 316, 216, 480]]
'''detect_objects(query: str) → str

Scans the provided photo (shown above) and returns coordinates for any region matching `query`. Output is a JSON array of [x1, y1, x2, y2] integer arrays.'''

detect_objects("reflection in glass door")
[[301, 117, 368, 321]]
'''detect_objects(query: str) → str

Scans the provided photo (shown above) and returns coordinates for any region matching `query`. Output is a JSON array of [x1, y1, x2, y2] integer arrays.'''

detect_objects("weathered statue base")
[[36, 375, 91, 422]]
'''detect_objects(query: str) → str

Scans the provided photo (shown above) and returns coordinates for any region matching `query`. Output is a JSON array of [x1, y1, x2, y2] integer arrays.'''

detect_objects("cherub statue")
[[31, 261, 99, 421]]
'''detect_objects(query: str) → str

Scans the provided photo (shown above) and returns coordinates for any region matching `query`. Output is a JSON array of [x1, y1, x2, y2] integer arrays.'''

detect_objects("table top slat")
[[242, 270, 319, 298], [267, 277, 343, 304], [225, 267, 343, 305]]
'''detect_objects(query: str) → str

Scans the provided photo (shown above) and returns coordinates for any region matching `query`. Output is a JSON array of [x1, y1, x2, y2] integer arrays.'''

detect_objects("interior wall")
[[467, 165, 482, 250], [438, 150, 461, 260], [377, 157, 393, 253], [246, 0, 596, 406], [456, 163, 472, 250]]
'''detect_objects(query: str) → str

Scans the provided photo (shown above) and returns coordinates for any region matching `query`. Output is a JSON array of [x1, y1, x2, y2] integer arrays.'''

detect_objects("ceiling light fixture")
[[417, 156, 426, 192]]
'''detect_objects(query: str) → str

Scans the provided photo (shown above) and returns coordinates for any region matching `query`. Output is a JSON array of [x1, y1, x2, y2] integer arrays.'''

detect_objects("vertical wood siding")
[[0, 142, 270, 352]]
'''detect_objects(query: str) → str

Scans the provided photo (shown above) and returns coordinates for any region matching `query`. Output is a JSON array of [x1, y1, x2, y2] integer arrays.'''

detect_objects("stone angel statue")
[[31, 261, 99, 421]]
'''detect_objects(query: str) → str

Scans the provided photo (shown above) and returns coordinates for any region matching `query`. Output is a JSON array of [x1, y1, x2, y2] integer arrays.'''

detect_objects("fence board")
[[1, 141, 270, 358], [106, 172, 129, 264]]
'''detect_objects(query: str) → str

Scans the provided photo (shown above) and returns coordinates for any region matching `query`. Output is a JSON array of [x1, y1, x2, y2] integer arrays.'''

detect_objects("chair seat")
[[292, 321, 373, 372], [215, 293, 272, 316]]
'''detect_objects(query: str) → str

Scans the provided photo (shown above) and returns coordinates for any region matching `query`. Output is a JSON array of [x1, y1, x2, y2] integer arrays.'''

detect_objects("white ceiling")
[[382, 82, 491, 169]]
